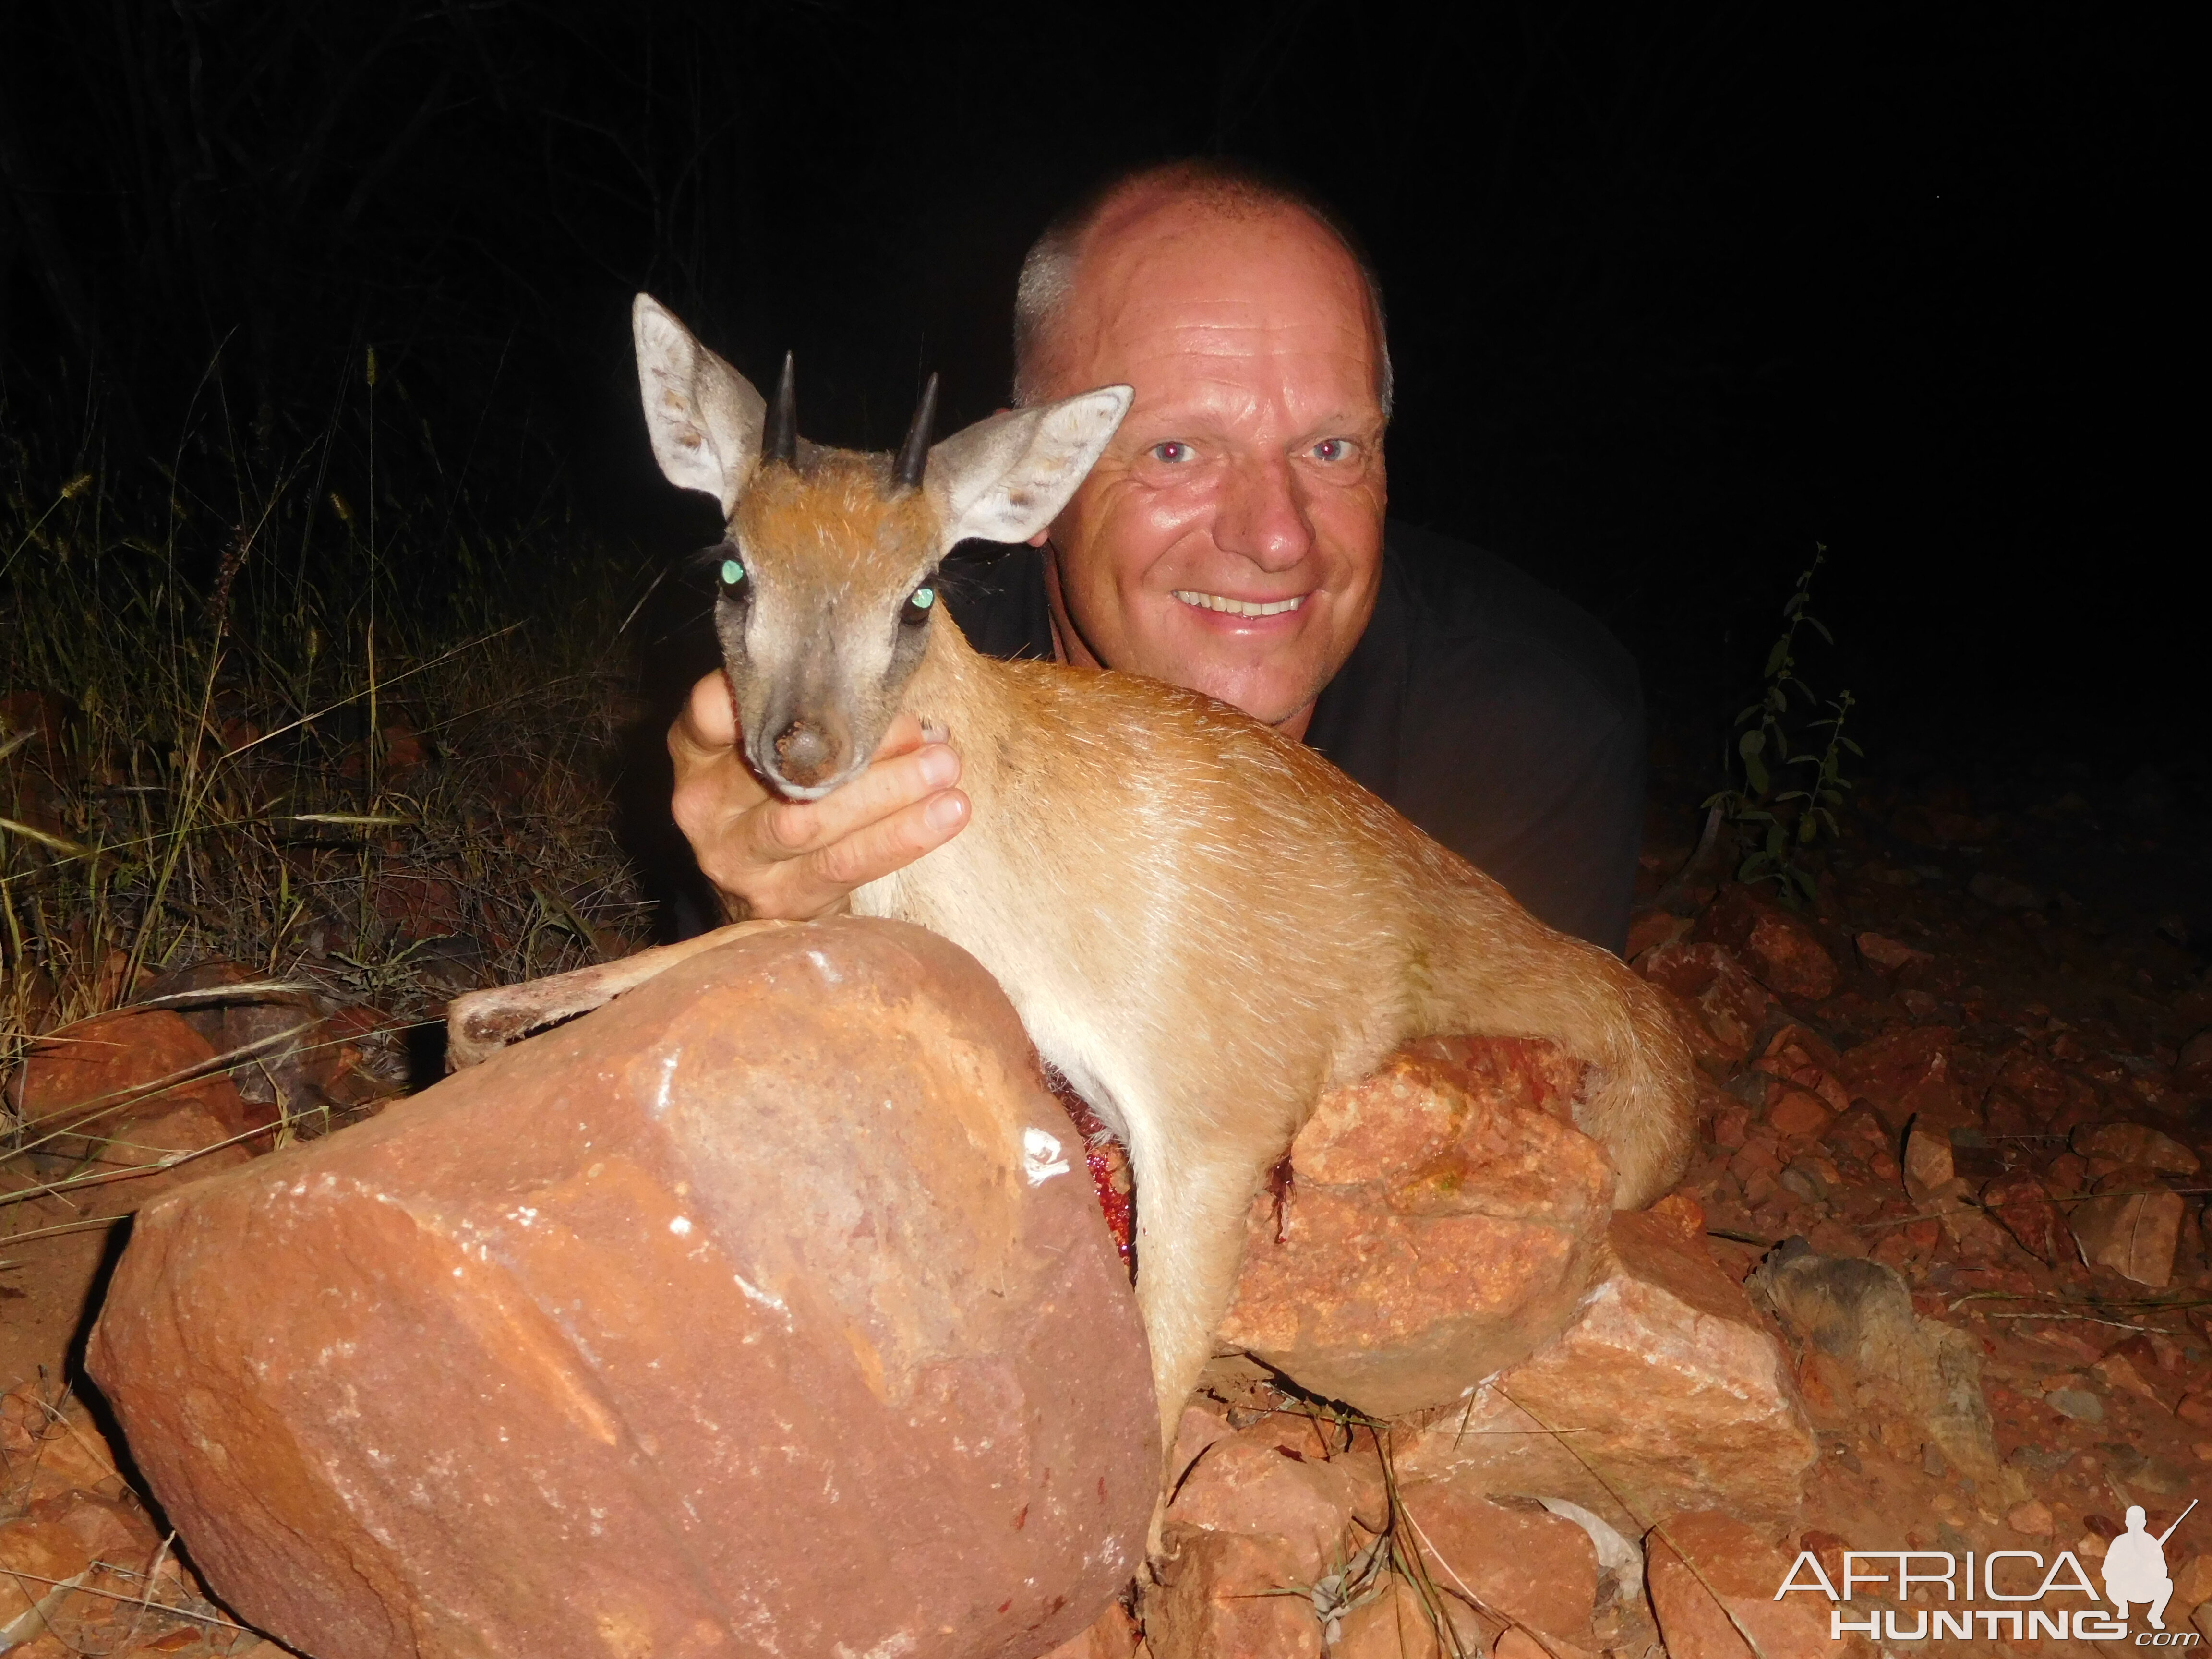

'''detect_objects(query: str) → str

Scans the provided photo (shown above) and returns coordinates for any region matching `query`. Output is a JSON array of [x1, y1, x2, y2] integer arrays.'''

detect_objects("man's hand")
[[668, 672, 970, 920]]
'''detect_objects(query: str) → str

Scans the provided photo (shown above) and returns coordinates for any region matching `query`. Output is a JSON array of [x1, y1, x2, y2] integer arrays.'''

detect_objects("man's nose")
[[1212, 452, 1313, 572]]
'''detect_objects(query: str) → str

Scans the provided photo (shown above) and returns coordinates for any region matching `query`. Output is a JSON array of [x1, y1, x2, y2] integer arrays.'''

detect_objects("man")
[[667, 159, 1645, 951]]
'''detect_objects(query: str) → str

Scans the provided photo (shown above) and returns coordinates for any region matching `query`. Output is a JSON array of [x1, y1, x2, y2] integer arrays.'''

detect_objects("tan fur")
[[858, 616, 1697, 1467], [626, 294, 1699, 1492]]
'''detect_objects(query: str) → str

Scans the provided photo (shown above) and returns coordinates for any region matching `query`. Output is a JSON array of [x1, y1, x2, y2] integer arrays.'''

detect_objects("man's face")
[[1032, 200, 1388, 731]]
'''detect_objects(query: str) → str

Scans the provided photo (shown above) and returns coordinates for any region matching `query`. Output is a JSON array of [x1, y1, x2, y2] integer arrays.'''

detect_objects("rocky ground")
[[6, 753, 2212, 1659]]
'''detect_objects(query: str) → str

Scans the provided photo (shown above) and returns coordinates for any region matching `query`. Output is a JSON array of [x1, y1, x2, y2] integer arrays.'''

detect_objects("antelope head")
[[632, 294, 1130, 799]]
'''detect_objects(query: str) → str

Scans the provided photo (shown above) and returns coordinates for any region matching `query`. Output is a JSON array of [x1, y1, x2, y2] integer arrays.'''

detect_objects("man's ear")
[[925, 387, 1132, 546], [632, 294, 766, 515]]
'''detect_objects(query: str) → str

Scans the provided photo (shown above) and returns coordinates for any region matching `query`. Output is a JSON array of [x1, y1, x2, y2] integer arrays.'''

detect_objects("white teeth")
[[1171, 590, 1306, 617]]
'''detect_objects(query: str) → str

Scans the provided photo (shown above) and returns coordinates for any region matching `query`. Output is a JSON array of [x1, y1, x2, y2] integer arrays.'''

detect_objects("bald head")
[[1012, 161, 1392, 414]]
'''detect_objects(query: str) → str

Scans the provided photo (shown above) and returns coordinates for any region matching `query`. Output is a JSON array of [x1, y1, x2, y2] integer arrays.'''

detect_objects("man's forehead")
[[1063, 196, 1374, 364]]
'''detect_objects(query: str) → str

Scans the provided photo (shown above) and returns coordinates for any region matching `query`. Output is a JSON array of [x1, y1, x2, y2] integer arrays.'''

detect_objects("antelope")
[[589, 296, 1698, 1492]]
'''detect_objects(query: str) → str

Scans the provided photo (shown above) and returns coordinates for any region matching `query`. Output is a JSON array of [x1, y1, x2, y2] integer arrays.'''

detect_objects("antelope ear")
[[924, 386, 1132, 546], [632, 295, 766, 514]]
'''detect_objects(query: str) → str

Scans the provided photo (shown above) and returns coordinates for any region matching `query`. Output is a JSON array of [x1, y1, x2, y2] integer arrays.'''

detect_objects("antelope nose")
[[773, 718, 840, 787]]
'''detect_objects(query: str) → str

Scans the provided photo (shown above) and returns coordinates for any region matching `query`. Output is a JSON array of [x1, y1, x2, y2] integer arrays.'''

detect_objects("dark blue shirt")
[[942, 522, 1646, 953]]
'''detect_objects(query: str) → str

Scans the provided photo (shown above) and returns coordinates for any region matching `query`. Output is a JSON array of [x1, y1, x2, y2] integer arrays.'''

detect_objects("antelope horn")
[[765, 351, 797, 466], [894, 373, 939, 492]]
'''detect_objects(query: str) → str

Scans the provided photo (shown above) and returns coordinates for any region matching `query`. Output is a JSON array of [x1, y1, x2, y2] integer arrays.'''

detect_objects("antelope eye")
[[901, 585, 937, 626], [719, 557, 745, 589]]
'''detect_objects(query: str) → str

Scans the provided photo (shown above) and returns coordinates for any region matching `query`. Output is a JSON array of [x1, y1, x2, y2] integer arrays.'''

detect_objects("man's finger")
[[749, 736, 962, 862], [776, 786, 970, 906], [673, 670, 738, 752]]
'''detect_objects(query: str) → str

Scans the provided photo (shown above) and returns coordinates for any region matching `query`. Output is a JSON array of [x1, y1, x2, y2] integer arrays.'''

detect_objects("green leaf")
[[1843, 738, 1864, 756], [1764, 638, 1791, 678], [1808, 616, 1834, 645], [1739, 730, 1766, 757], [1744, 755, 1770, 794]]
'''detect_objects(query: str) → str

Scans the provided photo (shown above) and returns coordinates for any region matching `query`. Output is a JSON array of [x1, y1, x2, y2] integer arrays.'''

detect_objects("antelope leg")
[[445, 920, 787, 1070]]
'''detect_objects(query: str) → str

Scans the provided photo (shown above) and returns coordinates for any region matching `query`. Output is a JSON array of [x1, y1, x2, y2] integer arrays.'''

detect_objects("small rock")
[[1331, 1578, 1470, 1659], [1396, 1485, 1599, 1642], [1695, 887, 1839, 1003], [1219, 1044, 1614, 1419], [1626, 909, 1693, 959], [2008, 1501, 2054, 1535], [0, 1519, 97, 1633], [2069, 1166, 2184, 1286], [2073, 1121, 2200, 1174], [1038, 1602, 1144, 1659], [1166, 1428, 1362, 1582], [1744, 911, 1840, 1002], [2177, 1031, 2212, 1098], [2179, 1393, 2212, 1428], [1636, 942, 1773, 1060], [1903, 1125, 1953, 1193], [1856, 932, 1931, 972], [1647, 1511, 1832, 1659], [2173, 1553, 2212, 1615], [6, 1007, 254, 1144], [2045, 1388, 2104, 1422], [1982, 1171, 2066, 1264], [2092, 1350, 2164, 1404], [1767, 1089, 1833, 1139], [1833, 1025, 1964, 1132], [1144, 1527, 1324, 1659], [1969, 871, 2044, 910]]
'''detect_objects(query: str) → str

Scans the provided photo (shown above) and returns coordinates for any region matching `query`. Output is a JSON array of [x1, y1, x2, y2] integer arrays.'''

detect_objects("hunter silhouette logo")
[[2107, 1502, 2194, 1631], [1775, 1499, 2199, 1644]]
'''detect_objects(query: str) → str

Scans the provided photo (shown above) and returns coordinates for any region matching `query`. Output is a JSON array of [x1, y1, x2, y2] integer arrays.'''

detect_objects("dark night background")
[[0, 1, 2194, 777]]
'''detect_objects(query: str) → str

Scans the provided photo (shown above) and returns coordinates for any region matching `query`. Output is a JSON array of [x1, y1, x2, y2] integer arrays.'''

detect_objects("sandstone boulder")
[[1399, 1202, 1816, 1531], [88, 918, 1156, 1659], [1217, 1042, 1615, 1419]]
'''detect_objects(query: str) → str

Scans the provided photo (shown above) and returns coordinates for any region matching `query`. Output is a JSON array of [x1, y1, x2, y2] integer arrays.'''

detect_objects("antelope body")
[[631, 295, 1698, 1471]]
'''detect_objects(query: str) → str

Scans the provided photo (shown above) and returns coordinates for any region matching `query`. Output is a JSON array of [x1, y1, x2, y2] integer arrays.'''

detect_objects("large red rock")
[[1216, 1043, 1615, 1419], [87, 918, 1156, 1659], [1398, 1203, 1815, 1531]]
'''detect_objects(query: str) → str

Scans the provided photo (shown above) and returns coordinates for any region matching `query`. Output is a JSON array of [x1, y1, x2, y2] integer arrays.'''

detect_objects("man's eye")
[[1150, 441, 1193, 464], [1312, 438, 1355, 463]]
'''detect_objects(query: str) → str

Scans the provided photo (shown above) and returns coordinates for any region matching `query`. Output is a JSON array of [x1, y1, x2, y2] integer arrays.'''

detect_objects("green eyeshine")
[[721, 558, 745, 586], [912, 587, 935, 608]]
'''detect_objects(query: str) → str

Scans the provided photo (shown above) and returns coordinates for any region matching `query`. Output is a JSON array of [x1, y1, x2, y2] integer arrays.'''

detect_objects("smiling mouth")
[[1171, 590, 1306, 618]]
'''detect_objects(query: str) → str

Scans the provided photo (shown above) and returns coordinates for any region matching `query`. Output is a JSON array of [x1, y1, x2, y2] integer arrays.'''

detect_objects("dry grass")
[[1, 383, 659, 1187]]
